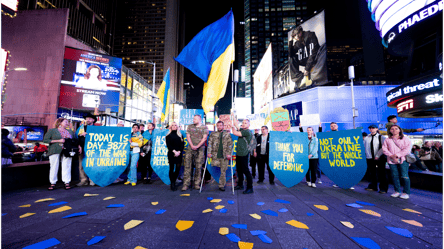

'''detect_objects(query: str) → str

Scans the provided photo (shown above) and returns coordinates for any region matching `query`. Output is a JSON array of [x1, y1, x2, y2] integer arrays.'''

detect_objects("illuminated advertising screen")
[[59, 47, 122, 112], [4, 126, 47, 142], [288, 10, 328, 91], [253, 44, 273, 113]]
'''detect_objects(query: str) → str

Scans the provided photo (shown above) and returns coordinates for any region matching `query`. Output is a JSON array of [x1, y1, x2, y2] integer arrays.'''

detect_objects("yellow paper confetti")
[[151, 202, 159, 206], [19, 204, 31, 208], [180, 194, 190, 197], [215, 205, 225, 210], [134, 246, 147, 249], [403, 208, 422, 214], [124, 220, 144, 230], [219, 227, 229, 235], [210, 199, 222, 203], [202, 209, 213, 213], [35, 198, 55, 203], [286, 220, 309, 229], [359, 209, 381, 217], [249, 213, 261, 220], [20, 213, 36, 218], [176, 220, 194, 231], [238, 241, 254, 249], [402, 220, 423, 227], [48, 206, 72, 214], [84, 193, 99, 197], [103, 196, 115, 200], [314, 205, 328, 211], [340, 221, 354, 229]]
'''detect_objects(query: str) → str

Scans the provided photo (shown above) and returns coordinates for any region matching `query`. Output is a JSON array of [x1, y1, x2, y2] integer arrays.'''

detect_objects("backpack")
[[242, 130, 257, 155]]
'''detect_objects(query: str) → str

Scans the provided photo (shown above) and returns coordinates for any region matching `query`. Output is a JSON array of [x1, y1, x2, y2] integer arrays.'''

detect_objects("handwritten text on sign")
[[273, 142, 304, 173], [319, 136, 362, 167], [85, 133, 129, 167]]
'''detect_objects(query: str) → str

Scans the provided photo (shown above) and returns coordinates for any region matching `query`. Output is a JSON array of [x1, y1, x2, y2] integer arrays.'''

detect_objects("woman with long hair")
[[43, 118, 75, 190], [382, 124, 412, 199], [305, 127, 319, 188], [165, 122, 184, 191]]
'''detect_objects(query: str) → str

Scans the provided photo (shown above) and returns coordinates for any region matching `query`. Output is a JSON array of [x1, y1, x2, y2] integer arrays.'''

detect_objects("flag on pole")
[[175, 10, 234, 114], [157, 68, 171, 123]]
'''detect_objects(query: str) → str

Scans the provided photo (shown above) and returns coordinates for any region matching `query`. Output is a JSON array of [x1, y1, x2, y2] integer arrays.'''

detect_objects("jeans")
[[128, 151, 140, 183], [388, 161, 410, 194]]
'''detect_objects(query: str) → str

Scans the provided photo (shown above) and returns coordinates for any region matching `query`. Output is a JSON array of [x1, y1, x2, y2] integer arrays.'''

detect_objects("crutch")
[[199, 158, 208, 193], [231, 148, 235, 195]]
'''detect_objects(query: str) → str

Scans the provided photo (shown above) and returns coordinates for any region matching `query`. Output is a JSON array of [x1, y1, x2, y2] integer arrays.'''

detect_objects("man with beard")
[[76, 114, 97, 187], [208, 121, 233, 191]]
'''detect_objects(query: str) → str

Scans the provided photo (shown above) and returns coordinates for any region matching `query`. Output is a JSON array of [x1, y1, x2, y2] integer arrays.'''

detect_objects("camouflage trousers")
[[212, 158, 230, 188], [184, 147, 205, 187]]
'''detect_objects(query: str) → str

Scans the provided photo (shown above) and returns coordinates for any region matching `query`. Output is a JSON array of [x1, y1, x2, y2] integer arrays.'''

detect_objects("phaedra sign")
[[398, 1, 443, 34], [387, 78, 440, 103]]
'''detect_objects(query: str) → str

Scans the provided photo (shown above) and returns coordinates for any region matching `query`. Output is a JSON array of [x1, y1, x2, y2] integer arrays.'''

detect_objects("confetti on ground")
[[35, 198, 55, 203], [20, 213, 36, 218], [257, 202, 265, 206], [134, 247, 147, 249], [403, 208, 422, 214], [19, 204, 31, 208], [219, 209, 228, 213], [346, 203, 363, 208], [84, 193, 99, 197], [180, 194, 190, 197], [356, 201, 375, 206], [202, 209, 213, 213], [307, 213, 314, 216], [23, 238, 61, 249], [87, 236, 106, 246], [103, 197, 115, 200], [151, 202, 158, 206], [249, 213, 261, 220], [385, 226, 413, 238], [219, 227, 229, 235], [314, 205, 328, 211], [340, 221, 354, 228], [261, 209, 278, 217], [155, 209, 166, 215], [258, 234, 273, 244], [232, 224, 247, 229], [238, 241, 254, 249], [286, 220, 309, 229], [226, 233, 241, 243], [275, 199, 291, 204], [228, 200, 235, 204], [401, 220, 423, 227], [207, 197, 213, 200], [63, 212, 88, 218], [210, 199, 222, 203], [278, 208, 288, 213], [48, 201, 68, 207], [176, 220, 194, 231], [351, 237, 381, 249], [215, 205, 225, 210], [359, 209, 381, 217], [124, 220, 144, 230], [48, 206, 72, 214], [250, 230, 267, 236], [106, 204, 124, 208]]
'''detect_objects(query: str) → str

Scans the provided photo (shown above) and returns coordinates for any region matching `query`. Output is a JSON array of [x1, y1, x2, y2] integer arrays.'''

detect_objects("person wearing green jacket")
[[379, 115, 424, 135]]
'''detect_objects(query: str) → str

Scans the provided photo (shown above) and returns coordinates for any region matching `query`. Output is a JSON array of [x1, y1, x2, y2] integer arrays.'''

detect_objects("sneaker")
[[194, 185, 200, 190], [311, 183, 316, 188], [400, 193, 409, 199], [317, 180, 322, 184], [333, 184, 338, 188], [349, 187, 355, 190], [131, 182, 136, 186], [391, 192, 401, 198], [307, 182, 312, 187], [124, 181, 131, 185], [181, 186, 188, 191], [89, 181, 95, 186]]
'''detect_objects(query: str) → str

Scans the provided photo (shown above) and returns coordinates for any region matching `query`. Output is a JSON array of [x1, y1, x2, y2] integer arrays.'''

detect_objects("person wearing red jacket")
[[33, 142, 48, 161]]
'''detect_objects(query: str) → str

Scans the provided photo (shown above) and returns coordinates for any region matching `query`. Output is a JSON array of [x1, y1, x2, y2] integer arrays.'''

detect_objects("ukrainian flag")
[[175, 10, 234, 114], [157, 68, 170, 123]]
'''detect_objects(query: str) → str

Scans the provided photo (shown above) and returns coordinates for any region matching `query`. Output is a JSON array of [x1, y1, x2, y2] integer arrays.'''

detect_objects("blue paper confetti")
[[257, 202, 265, 206], [346, 203, 363, 208], [106, 204, 124, 208], [356, 201, 375, 206], [2, 213, 6, 216], [227, 200, 235, 204], [155, 209, 166, 215], [48, 201, 68, 207], [385, 226, 413, 238], [351, 237, 381, 249], [219, 208, 227, 213], [226, 233, 241, 243], [278, 208, 288, 213], [207, 197, 213, 200], [261, 210, 278, 217], [250, 230, 267, 236], [275, 199, 291, 204], [23, 238, 61, 249], [307, 213, 314, 216], [258, 234, 273, 244], [87, 236, 106, 246], [232, 224, 247, 229], [63, 212, 88, 219]]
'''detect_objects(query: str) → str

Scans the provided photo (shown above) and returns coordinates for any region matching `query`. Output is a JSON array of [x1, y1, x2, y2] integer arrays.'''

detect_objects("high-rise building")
[[113, 0, 184, 103]]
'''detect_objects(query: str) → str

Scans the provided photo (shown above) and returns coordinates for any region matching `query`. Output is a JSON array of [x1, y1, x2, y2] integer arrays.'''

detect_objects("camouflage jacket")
[[208, 131, 233, 159]]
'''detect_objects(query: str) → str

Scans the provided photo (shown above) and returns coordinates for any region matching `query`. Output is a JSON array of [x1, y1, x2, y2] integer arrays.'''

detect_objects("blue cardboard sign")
[[317, 129, 367, 189], [269, 131, 309, 188], [83, 126, 131, 187], [180, 109, 205, 125]]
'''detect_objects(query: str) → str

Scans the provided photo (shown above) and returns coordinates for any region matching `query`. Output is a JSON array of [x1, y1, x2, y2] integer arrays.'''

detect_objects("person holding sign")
[[382, 124, 412, 199], [125, 124, 146, 186], [183, 115, 209, 191], [208, 121, 233, 191], [305, 127, 319, 188], [165, 122, 185, 191], [232, 119, 254, 194], [141, 123, 155, 184], [254, 126, 274, 185], [363, 125, 388, 193], [76, 114, 97, 187]]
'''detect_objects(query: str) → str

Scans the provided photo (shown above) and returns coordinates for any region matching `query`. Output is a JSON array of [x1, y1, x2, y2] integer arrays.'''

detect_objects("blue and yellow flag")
[[175, 10, 234, 114], [157, 68, 170, 123]]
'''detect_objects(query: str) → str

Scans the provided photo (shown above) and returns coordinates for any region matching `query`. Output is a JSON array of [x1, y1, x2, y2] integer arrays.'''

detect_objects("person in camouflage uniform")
[[183, 115, 209, 191], [208, 121, 233, 191]]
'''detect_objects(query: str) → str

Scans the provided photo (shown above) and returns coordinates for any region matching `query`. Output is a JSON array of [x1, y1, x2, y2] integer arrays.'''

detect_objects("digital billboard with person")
[[59, 47, 122, 112]]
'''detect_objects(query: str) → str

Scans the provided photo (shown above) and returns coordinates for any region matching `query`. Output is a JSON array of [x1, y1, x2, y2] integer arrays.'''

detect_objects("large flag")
[[157, 68, 170, 123], [175, 10, 234, 114]]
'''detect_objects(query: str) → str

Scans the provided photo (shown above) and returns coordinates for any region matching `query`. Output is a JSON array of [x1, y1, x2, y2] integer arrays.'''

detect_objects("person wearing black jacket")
[[254, 126, 275, 185], [140, 123, 155, 184], [249, 129, 260, 178], [165, 122, 185, 191]]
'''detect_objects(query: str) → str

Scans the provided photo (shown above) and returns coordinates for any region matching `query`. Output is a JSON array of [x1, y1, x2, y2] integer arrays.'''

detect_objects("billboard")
[[4, 126, 47, 142], [288, 10, 327, 91], [59, 47, 122, 112], [253, 44, 273, 113]]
